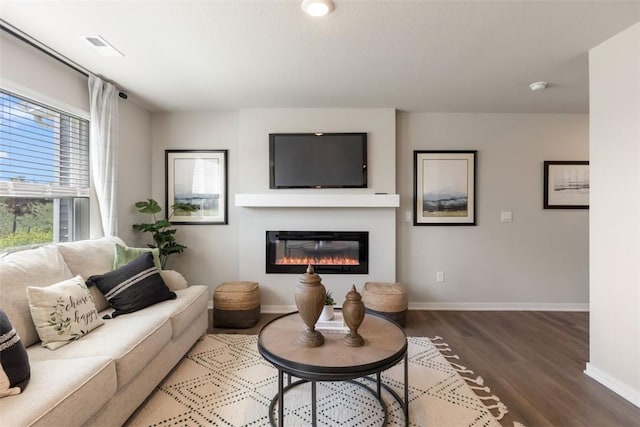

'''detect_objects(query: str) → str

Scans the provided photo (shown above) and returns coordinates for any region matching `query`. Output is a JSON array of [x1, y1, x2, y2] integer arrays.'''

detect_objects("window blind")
[[0, 89, 90, 198]]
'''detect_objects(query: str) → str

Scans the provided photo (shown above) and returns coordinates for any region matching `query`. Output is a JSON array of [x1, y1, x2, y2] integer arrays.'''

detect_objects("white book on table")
[[315, 312, 349, 334]]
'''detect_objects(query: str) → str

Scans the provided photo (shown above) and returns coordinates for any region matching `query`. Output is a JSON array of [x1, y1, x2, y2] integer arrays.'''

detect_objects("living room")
[[0, 1, 639, 426]]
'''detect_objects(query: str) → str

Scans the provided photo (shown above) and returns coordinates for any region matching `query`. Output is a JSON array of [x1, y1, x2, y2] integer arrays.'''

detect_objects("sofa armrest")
[[160, 270, 188, 291]]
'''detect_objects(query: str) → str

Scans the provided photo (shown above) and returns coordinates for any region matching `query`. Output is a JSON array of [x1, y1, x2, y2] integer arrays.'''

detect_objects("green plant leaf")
[[164, 243, 187, 255], [325, 290, 335, 305], [133, 222, 161, 233], [133, 198, 190, 267], [135, 199, 162, 215], [154, 219, 172, 228]]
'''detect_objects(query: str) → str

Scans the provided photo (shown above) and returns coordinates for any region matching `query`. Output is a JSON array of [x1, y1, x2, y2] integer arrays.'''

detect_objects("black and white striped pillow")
[[0, 309, 30, 397], [87, 252, 176, 318]]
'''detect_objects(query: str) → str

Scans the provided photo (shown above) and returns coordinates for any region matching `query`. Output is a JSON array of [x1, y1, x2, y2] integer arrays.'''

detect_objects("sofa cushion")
[[124, 286, 208, 339], [87, 252, 176, 318], [57, 236, 126, 312], [114, 243, 162, 271], [27, 312, 172, 388], [0, 309, 30, 397], [0, 356, 116, 427], [27, 276, 104, 350], [159, 269, 188, 291], [57, 236, 126, 279], [0, 245, 73, 347]]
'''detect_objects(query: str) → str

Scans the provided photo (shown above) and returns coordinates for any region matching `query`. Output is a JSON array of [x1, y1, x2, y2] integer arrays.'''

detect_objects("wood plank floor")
[[210, 310, 640, 427]]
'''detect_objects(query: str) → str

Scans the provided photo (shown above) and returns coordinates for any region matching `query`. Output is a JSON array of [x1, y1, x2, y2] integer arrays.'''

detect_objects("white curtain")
[[88, 75, 118, 236]]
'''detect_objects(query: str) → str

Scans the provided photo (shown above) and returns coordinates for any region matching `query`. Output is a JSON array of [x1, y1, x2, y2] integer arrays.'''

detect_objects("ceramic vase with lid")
[[342, 285, 365, 347], [294, 265, 325, 347]]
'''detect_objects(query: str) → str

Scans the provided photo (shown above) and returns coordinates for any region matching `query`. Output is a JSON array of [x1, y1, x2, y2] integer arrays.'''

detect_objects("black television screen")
[[269, 133, 367, 189]]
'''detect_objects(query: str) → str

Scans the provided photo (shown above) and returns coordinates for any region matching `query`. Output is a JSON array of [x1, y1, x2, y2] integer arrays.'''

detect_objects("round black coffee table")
[[257, 311, 408, 426]]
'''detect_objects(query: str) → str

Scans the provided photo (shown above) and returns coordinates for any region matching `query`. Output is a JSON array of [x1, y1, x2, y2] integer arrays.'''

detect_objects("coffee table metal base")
[[268, 355, 408, 427]]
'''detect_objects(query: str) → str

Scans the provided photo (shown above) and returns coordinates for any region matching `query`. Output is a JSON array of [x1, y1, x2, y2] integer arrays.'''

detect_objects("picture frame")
[[413, 150, 477, 225], [165, 150, 228, 224], [543, 161, 589, 209]]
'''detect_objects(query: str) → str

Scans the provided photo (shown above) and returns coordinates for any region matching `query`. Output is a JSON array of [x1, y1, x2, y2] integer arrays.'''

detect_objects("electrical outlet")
[[436, 271, 445, 283]]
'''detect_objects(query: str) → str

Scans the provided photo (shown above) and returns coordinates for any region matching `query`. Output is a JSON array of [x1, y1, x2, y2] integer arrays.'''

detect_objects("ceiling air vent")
[[83, 35, 123, 57]]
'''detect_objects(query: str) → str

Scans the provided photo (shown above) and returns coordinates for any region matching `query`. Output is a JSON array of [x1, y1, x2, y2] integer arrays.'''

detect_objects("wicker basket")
[[213, 281, 260, 328], [361, 282, 408, 327]]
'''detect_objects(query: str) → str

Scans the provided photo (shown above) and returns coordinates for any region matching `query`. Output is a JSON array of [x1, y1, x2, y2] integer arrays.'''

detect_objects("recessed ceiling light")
[[529, 81, 548, 91], [83, 35, 124, 57], [301, 0, 334, 17]]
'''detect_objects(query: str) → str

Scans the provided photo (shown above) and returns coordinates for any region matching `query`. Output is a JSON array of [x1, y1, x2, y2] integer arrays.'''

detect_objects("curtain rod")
[[0, 20, 128, 100]]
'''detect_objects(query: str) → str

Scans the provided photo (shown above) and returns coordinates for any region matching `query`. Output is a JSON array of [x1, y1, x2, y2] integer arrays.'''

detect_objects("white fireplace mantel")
[[235, 193, 399, 208]]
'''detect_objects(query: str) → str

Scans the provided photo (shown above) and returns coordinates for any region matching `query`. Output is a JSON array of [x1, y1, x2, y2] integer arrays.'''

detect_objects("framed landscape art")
[[413, 150, 477, 225], [543, 160, 589, 209], [165, 150, 228, 224]]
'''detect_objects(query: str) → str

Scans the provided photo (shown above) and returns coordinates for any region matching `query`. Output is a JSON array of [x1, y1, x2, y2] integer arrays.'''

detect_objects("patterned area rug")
[[126, 334, 510, 427]]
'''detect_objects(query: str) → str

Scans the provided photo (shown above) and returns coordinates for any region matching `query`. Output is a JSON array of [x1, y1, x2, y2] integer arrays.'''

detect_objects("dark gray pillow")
[[0, 309, 30, 397], [87, 252, 176, 318]]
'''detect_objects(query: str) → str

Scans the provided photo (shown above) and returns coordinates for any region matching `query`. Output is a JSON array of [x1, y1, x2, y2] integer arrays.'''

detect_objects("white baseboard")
[[260, 305, 296, 314], [408, 302, 589, 311], [585, 363, 640, 408], [225, 303, 589, 313]]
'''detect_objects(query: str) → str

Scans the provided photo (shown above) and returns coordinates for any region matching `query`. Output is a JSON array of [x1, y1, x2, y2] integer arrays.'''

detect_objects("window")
[[0, 89, 90, 252]]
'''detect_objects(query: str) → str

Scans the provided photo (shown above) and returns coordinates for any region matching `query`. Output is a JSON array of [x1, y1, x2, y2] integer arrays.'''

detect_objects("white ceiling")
[[1, 0, 639, 113]]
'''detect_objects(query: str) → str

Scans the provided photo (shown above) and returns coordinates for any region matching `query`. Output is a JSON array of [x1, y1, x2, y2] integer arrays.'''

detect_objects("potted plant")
[[132, 198, 199, 269], [319, 290, 335, 321]]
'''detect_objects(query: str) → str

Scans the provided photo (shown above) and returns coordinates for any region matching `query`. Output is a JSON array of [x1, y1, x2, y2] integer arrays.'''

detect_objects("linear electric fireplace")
[[266, 231, 369, 274]]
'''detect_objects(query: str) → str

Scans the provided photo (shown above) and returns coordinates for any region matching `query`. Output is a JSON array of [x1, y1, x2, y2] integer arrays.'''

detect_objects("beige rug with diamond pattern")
[[126, 334, 512, 427]]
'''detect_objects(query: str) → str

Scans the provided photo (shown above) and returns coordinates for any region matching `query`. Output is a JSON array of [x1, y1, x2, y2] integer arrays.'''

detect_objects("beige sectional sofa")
[[0, 236, 209, 426]]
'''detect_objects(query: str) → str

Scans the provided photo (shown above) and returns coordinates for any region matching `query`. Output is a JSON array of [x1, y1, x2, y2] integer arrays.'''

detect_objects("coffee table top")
[[258, 311, 407, 380]]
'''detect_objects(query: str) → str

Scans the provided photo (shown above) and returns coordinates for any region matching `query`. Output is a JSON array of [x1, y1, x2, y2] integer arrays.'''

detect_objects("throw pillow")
[[87, 252, 176, 318], [27, 276, 104, 350], [113, 244, 162, 271], [0, 309, 30, 397]]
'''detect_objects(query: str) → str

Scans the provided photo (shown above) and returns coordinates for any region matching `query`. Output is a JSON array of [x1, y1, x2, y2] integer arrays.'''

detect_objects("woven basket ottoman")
[[361, 282, 408, 327], [213, 281, 260, 328]]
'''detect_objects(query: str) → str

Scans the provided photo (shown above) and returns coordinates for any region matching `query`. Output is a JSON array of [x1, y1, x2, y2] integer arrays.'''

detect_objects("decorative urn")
[[294, 265, 326, 347], [342, 285, 365, 347]]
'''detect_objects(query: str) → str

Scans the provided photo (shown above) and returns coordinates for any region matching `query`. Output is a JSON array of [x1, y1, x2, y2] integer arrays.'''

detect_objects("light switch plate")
[[500, 211, 513, 222]]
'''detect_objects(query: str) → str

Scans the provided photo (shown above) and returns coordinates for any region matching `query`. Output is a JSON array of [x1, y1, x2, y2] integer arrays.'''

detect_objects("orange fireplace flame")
[[276, 256, 360, 266]]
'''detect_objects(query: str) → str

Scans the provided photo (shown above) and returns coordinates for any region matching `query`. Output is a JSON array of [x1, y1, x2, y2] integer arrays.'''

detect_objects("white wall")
[[397, 113, 589, 309], [116, 101, 152, 245], [194, 111, 589, 310], [150, 109, 589, 309], [150, 109, 398, 304], [237, 109, 396, 194], [236, 109, 397, 309], [587, 22, 640, 407], [0, 31, 88, 114], [150, 112, 240, 291]]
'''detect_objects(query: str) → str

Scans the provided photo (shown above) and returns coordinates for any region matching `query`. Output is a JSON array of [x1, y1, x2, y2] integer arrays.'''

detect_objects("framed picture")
[[165, 150, 228, 224], [543, 161, 589, 209], [413, 150, 477, 225]]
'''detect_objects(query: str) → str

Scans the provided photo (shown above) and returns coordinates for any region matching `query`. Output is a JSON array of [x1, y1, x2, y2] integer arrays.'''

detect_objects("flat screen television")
[[269, 133, 367, 189]]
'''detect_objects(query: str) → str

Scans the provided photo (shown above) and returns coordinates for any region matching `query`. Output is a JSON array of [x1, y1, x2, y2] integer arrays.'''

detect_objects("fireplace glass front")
[[266, 231, 369, 274]]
